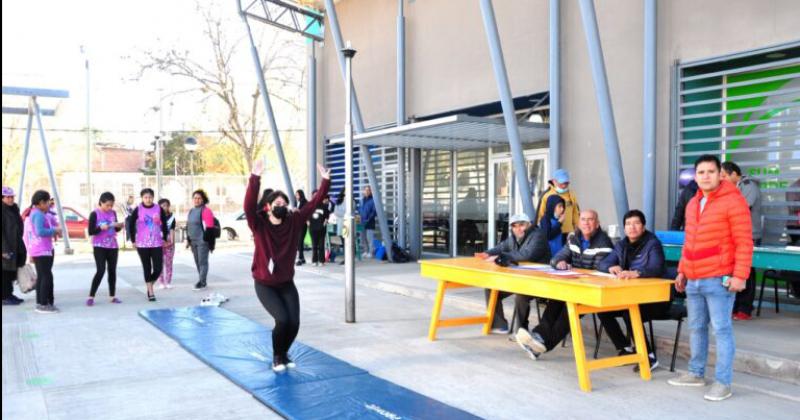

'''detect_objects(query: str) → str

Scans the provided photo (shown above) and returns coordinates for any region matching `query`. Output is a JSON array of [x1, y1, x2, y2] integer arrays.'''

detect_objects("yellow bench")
[[420, 257, 672, 392]]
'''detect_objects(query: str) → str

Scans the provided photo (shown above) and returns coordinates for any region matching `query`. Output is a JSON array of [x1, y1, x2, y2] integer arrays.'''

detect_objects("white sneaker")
[[157, 283, 166, 290], [165, 284, 174, 289]]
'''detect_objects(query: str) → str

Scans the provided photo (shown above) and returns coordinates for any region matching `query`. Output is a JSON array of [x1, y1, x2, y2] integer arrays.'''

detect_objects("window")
[[674, 44, 800, 245]]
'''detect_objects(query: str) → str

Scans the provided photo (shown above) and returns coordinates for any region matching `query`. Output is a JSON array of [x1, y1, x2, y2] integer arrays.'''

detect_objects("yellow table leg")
[[567, 302, 592, 392], [482, 289, 499, 335], [428, 280, 447, 341], [628, 304, 651, 380]]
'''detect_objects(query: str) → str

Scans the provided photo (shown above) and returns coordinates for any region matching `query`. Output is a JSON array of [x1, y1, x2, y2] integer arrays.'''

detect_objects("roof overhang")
[[329, 114, 549, 150]]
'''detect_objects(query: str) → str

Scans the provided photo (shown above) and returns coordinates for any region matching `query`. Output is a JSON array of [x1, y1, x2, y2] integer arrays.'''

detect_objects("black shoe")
[[2, 298, 21, 306], [296, 260, 305, 266], [10, 295, 24, 304], [633, 354, 659, 372], [618, 348, 635, 356], [193, 281, 207, 291], [147, 292, 157, 302]]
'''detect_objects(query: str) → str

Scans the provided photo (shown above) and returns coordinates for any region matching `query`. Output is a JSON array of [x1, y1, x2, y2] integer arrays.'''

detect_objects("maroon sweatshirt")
[[245, 174, 330, 286]]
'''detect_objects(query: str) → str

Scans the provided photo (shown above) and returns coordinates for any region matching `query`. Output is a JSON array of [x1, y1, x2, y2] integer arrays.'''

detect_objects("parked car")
[[220, 211, 251, 241], [59, 206, 90, 239]]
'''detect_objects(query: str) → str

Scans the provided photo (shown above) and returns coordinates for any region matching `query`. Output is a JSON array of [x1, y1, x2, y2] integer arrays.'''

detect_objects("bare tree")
[[134, 1, 305, 174]]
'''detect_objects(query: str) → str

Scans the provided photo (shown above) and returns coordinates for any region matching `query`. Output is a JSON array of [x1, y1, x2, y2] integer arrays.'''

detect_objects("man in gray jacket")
[[722, 161, 761, 320], [475, 214, 550, 333]]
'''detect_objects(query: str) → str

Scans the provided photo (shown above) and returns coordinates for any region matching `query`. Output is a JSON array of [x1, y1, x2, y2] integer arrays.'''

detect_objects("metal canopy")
[[329, 114, 549, 150]]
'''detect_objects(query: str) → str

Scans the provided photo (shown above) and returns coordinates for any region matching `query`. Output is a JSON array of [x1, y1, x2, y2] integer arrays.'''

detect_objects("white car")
[[220, 211, 252, 241]]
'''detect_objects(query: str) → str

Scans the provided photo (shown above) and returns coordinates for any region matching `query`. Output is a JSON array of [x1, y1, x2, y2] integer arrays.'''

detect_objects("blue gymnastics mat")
[[140, 306, 480, 420]]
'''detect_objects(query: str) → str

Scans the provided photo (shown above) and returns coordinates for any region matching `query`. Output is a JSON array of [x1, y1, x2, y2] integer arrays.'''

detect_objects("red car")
[[59, 206, 90, 239]]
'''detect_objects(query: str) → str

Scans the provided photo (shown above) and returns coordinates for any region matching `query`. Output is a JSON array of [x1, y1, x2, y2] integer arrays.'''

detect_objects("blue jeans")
[[686, 277, 736, 385]]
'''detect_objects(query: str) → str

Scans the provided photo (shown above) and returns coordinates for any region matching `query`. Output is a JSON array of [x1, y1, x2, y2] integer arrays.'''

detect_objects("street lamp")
[[184, 136, 198, 193], [80, 45, 92, 212], [154, 132, 165, 198]]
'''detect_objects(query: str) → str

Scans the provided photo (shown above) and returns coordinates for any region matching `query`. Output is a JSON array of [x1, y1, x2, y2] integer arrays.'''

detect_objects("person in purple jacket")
[[23, 190, 62, 314], [87, 192, 124, 306], [245, 159, 330, 372], [128, 188, 168, 301]]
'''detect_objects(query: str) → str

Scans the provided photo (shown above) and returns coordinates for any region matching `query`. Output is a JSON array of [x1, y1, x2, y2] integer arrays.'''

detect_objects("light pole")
[[80, 45, 92, 211], [343, 42, 356, 323], [184, 136, 198, 195], [154, 132, 164, 198]]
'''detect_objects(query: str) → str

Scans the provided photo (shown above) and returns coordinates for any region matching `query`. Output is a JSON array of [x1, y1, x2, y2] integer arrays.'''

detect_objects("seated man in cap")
[[515, 209, 613, 359], [475, 213, 550, 333], [536, 168, 581, 240]]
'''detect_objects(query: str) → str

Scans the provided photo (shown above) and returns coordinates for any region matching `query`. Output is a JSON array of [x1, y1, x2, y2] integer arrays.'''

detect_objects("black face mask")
[[271, 206, 288, 219]]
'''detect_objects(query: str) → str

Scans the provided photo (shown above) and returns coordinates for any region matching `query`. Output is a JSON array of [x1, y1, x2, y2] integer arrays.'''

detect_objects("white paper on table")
[[511, 265, 553, 271], [591, 271, 617, 278]]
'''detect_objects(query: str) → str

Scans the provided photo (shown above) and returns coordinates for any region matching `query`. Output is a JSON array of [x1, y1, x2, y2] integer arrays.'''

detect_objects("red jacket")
[[678, 180, 753, 280], [244, 175, 330, 286]]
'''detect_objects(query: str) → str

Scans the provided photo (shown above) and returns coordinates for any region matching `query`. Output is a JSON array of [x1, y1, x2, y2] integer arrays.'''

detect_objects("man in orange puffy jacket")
[[668, 155, 753, 402]]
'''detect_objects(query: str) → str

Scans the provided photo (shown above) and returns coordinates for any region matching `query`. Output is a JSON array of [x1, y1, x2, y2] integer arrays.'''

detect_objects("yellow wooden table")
[[420, 257, 672, 392]]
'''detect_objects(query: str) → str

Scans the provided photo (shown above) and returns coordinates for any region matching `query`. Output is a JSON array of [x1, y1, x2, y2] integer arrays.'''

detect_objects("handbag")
[[16, 264, 37, 293]]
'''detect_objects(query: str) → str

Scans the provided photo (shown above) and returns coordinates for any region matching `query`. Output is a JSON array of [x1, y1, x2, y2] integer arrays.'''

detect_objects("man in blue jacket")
[[358, 186, 377, 258]]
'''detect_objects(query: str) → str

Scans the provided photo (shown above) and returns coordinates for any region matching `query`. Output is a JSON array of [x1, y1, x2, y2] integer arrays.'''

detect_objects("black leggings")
[[310, 229, 326, 263], [33, 255, 55, 306], [255, 281, 300, 357], [90, 247, 118, 297], [297, 225, 308, 262], [136, 247, 163, 283], [3, 269, 17, 299]]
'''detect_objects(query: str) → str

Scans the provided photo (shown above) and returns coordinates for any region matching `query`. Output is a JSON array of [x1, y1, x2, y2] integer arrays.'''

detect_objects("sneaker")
[[10, 295, 24, 304], [633, 353, 660, 372], [35, 304, 58, 314], [295, 260, 305, 266], [490, 325, 509, 335], [618, 348, 635, 356], [284, 355, 296, 369], [165, 284, 174, 289], [272, 356, 287, 373], [732, 311, 752, 321], [2, 298, 21, 306], [157, 283, 166, 290], [110, 297, 122, 304], [704, 382, 732, 401], [193, 281, 207, 291], [361, 252, 372, 259], [86, 298, 94, 307], [515, 329, 545, 360], [668, 373, 706, 387]]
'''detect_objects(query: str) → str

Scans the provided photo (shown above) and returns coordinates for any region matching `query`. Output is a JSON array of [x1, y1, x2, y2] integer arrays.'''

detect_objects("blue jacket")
[[597, 230, 665, 278], [359, 195, 376, 230]]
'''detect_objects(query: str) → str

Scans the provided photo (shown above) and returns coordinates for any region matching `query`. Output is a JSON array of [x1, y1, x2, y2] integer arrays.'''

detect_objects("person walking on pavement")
[[86, 192, 124, 306], [128, 188, 168, 302], [2, 186, 27, 305], [308, 191, 331, 266], [157, 198, 176, 289], [186, 190, 216, 291], [668, 155, 753, 402], [23, 190, 62, 313], [244, 159, 330, 372]]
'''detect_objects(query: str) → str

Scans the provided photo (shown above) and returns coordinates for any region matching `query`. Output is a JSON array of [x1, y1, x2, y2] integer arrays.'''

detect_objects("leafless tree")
[[134, 1, 305, 174]]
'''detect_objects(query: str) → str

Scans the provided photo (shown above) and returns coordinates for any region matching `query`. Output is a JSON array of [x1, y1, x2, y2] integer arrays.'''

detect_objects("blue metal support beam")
[[478, 0, 536, 221], [238, 0, 296, 206], [549, 0, 561, 170], [577, 0, 629, 222], [324, 0, 394, 261], [2, 86, 69, 98], [643, 0, 657, 227], [397, 0, 407, 248], [308, 41, 318, 191]]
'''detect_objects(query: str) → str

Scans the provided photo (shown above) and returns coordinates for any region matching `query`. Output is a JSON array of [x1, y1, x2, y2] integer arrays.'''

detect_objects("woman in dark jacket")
[[2, 186, 27, 305], [539, 195, 565, 256], [295, 190, 309, 266], [597, 209, 668, 371]]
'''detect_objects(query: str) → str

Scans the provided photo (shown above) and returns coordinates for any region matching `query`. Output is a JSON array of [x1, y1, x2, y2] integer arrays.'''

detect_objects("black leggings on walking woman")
[[90, 247, 118, 297], [255, 280, 300, 357], [136, 247, 163, 283]]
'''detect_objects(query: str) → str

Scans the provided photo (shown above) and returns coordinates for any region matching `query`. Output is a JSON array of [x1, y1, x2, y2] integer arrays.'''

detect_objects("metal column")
[[238, 3, 296, 206], [325, 0, 393, 261], [577, 0, 629, 222], [549, 0, 561, 170], [308, 40, 318, 191], [409, 148, 422, 258], [32, 98, 72, 253], [478, 0, 536, 221], [642, 0, 657, 227], [343, 46, 357, 323], [17, 112, 34, 202], [397, 0, 407, 249]]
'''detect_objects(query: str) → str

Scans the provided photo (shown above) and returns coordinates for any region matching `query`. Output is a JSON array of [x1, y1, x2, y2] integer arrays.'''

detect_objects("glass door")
[[488, 151, 548, 248]]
